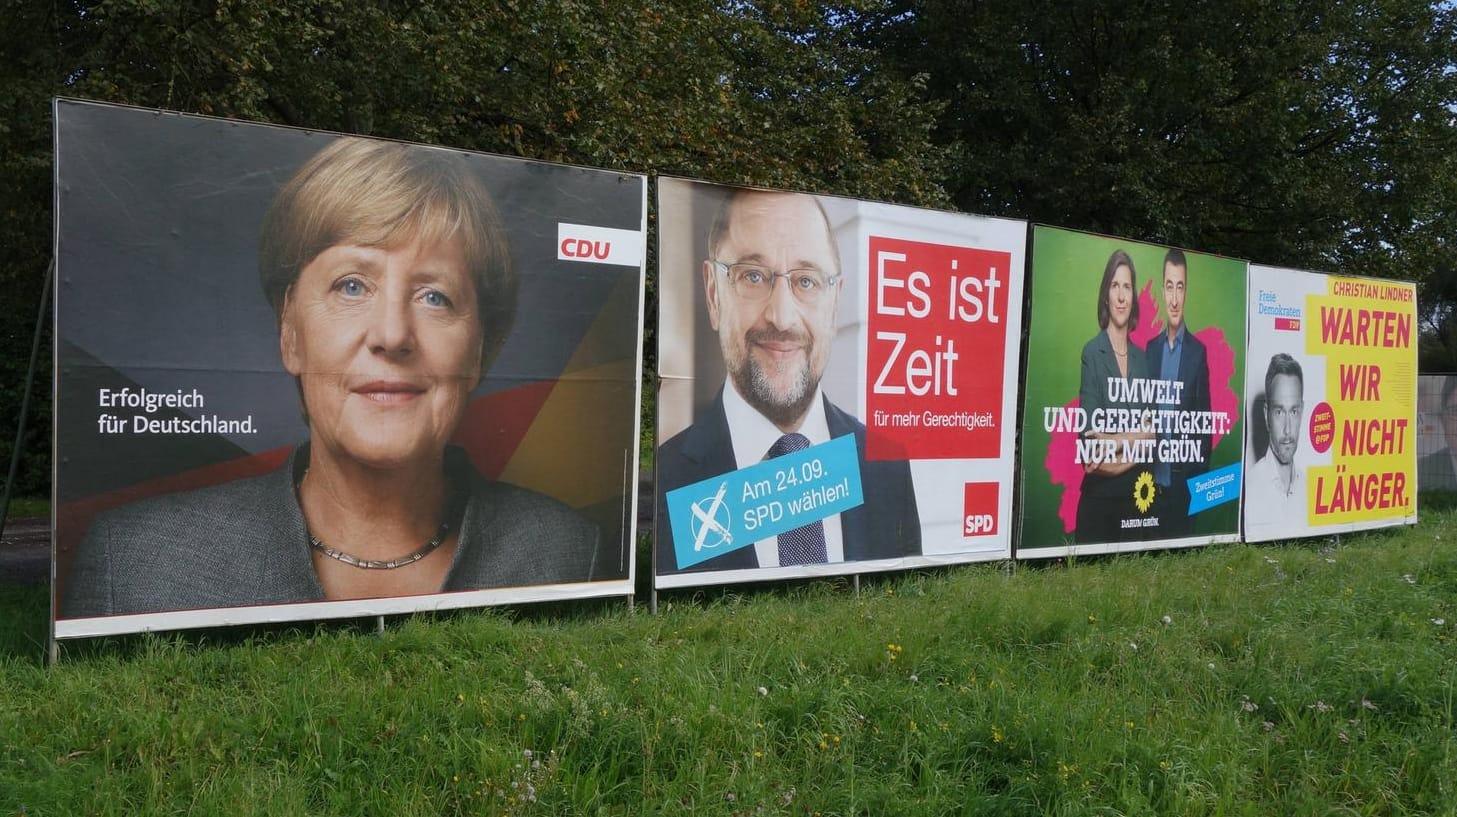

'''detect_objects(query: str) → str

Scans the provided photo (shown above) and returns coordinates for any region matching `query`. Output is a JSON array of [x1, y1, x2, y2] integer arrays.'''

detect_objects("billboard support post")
[[0, 258, 53, 544]]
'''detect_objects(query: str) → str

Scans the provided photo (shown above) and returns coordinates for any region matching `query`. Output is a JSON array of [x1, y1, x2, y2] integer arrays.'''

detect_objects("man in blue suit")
[[655, 188, 921, 577], [1146, 249, 1211, 538]]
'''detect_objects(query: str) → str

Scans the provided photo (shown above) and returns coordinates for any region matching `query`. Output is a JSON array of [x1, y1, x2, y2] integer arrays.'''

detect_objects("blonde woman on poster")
[[63, 138, 600, 617]]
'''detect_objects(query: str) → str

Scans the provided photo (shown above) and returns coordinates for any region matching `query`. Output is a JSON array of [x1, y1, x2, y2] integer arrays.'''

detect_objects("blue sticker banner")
[[1187, 462, 1242, 515], [666, 434, 865, 569]]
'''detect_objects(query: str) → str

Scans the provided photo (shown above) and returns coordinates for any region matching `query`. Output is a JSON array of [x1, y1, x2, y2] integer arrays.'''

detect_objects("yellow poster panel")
[[1303, 277, 1417, 527]]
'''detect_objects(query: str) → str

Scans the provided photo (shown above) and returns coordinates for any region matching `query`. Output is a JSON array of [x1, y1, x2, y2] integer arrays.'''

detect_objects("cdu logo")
[[560, 237, 611, 260], [556, 223, 644, 267], [689, 482, 734, 553]]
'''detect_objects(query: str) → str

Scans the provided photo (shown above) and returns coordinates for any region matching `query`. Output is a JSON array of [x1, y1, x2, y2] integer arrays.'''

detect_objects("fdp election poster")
[[1020, 227, 1246, 558], [655, 178, 1026, 590], [53, 100, 646, 638], [1242, 265, 1417, 542]]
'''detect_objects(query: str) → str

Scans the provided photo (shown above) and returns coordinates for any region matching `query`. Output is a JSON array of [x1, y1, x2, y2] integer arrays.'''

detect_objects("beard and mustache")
[[727, 327, 820, 429], [1270, 431, 1298, 465]]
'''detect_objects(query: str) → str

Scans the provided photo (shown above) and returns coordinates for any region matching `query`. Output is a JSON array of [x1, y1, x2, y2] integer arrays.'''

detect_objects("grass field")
[[2, 496, 48, 521], [2, 515, 1454, 815]]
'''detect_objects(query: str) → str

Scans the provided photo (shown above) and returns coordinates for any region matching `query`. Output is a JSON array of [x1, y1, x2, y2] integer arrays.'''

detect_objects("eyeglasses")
[[709, 260, 841, 306]]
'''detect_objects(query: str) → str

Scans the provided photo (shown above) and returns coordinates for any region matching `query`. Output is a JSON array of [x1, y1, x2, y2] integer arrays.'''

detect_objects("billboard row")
[[654, 178, 1026, 589], [53, 100, 646, 638], [49, 103, 1423, 636], [1019, 227, 1248, 558], [1242, 266, 1417, 541]]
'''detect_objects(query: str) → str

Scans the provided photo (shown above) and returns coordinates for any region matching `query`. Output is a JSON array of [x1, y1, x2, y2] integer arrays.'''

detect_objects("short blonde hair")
[[258, 137, 516, 374]]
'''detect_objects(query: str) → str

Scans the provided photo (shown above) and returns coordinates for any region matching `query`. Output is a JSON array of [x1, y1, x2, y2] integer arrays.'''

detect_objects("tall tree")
[[867, 0, 1457, 288]]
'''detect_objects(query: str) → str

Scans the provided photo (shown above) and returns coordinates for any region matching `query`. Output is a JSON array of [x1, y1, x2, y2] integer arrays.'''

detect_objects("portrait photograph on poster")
[[1242, 265, 1417, 543], [1019, 227, 1247, 558], [1415, 374, 1457, 492], [654, 178, 1026, 590], [52, 100, 646, 638]]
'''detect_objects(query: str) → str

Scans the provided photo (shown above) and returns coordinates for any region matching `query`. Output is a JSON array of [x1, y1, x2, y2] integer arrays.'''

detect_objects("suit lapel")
[[1176, 334, 1199, 401], [676, 392, 760, 570], [257, 445, 327, 601], [679, 393, 740, 479], [822, 396, 870, 561]]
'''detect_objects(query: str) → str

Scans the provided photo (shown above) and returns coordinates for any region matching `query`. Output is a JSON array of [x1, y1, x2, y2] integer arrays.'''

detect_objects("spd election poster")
[[1020, 227, 1246, 558], [654, 178, 1026, 589], [52, 100, 646, 638], [1242, 265, 1417, 542]]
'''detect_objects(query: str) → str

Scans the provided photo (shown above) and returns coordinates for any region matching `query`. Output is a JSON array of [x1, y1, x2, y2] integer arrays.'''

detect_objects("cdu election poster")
[[654, 178, 1026, 590], [1019, 227, 1247, 558], [52, 99, 646, 638], [1242, 265, 1417, 542]]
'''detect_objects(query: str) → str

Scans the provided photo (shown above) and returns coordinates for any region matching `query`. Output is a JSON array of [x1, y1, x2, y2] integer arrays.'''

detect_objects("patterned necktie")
[[765, 433, 827, 565]]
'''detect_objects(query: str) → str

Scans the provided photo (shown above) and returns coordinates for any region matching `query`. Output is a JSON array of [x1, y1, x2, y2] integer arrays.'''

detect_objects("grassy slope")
[[2, 496, 48, 521], [2, 516, 1454, 816]]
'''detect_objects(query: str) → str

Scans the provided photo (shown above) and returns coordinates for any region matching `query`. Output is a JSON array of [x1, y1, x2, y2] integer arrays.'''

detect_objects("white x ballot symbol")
[[690, 482, 732, 552]]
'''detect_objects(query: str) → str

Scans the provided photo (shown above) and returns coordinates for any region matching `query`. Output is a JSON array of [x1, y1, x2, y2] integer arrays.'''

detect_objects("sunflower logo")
[[1133, 471, 1157, 513]]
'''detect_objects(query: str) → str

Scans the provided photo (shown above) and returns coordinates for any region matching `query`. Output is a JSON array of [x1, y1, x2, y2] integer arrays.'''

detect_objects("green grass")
[[3, 516, 1455, 815], [3, 495, 48, 521]]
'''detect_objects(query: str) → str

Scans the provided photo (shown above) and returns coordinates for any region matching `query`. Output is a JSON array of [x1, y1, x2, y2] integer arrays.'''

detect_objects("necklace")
[[309, 522, 452, 570], [300, 469, 461, 570]]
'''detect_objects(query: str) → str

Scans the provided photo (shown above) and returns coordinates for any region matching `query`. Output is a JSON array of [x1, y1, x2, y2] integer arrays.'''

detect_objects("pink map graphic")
[[1044, 282, 1240, 533]]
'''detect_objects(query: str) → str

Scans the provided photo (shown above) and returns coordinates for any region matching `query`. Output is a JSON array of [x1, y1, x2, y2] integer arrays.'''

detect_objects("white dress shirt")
[[721, 379, 846, 566], [1244, 448, 1304, 532]]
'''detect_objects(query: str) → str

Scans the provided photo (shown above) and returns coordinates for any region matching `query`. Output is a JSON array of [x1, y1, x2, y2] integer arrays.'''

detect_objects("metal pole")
[[0, 259, 54, 543]]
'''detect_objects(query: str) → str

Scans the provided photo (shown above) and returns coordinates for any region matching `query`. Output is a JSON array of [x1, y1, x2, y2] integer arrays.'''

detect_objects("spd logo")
[[962, 481, 999, 536]]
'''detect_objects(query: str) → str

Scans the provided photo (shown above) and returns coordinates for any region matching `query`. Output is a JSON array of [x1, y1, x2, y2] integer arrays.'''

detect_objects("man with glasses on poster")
[[1418, 376, 1457, 491], [1146, 249, 1211, 537], [655, 189, 921, 574]]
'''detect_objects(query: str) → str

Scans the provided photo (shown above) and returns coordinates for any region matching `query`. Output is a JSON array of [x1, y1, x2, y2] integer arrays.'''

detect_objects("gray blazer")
[[61, 446, 601, 618]]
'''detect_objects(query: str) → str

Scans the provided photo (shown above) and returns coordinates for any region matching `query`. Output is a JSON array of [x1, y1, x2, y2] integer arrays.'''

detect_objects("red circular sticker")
[[1308, 401, 1335, 454]]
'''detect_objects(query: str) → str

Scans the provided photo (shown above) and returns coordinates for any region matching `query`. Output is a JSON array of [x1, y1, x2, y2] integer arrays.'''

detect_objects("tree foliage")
[[0, 0, 947, 496], [868, 0, 1457, 285], [3, 0, 1456, 494]]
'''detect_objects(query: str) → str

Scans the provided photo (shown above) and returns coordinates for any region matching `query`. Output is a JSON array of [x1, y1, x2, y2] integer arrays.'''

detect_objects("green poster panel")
[[1019, 227, 1247, 557]]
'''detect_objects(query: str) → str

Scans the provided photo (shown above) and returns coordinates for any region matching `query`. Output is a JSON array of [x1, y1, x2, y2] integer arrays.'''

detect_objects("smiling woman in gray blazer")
[[63, 138, 599, 619], [1075, 249, 1156, 544]]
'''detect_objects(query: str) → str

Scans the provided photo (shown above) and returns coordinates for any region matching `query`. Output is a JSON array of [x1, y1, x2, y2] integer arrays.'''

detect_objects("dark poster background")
[[54, 100, 644, 609]]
